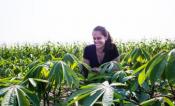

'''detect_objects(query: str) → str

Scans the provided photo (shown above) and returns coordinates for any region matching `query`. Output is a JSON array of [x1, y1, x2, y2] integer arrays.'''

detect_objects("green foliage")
[[0, 84, 39, 106], [0, 40, 175, 106]]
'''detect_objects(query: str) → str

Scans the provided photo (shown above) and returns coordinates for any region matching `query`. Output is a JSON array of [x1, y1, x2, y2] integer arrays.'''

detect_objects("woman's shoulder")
[[83, 44, 95, 59]]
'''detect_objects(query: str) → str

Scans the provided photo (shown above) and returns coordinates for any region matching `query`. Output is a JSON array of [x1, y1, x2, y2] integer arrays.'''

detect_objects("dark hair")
[[93, 26, 113, 52]]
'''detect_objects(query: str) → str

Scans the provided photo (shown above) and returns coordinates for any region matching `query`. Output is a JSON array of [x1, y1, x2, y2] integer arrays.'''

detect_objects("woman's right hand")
[[91, 67, 100, 73]]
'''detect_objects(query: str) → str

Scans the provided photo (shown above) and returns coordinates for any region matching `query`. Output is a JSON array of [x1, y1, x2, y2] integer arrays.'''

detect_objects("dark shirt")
[[83, 43, 119, 68]]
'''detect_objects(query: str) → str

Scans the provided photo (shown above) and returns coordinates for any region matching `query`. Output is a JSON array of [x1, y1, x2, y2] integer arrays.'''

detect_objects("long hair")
[[93, 26, 113, 52]]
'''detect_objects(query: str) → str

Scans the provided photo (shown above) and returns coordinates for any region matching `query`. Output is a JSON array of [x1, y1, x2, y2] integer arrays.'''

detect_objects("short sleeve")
[[112, 44, 119, 59], [83, 46, 89, 59]]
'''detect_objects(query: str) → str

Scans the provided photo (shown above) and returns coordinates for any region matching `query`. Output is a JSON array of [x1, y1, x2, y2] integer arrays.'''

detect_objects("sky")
[[0, 0, 175, 44]]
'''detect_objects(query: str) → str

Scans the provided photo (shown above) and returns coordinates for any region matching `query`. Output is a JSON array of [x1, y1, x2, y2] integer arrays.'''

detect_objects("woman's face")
[[92, 31, 107, 49]]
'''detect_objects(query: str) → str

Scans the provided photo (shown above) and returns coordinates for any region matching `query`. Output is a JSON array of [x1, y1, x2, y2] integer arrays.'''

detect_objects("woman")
[[82, 26, 119, 78]]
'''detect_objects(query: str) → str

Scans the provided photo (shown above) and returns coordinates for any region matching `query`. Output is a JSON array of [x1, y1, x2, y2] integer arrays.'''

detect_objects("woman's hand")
[[91, 67, 100, 73]]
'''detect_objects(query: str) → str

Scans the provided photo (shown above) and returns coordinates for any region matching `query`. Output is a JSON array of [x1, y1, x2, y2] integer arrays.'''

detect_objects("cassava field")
[[0, 39, 175, 106]]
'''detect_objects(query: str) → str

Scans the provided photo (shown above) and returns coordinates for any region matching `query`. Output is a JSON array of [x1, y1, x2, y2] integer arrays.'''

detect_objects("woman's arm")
[[83, 58, 100, 73], [112, 56, 120, 62], [81, 58, 90, 78], [83, 58, 90, 65]]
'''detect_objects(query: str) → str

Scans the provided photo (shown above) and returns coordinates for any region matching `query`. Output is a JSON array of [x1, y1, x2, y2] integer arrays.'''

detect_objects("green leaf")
[[165, 49, 175, 83], [49, 61, 79, 88], [141, 48, 150, 61], [132, 64, 146, 75], [66, 81, 115, 106], [121, 76, 135, 82], [28, 78, 37, 87], [49, 61, 63, 87], [144, 51, 165, 72], [138, 70, 146, 86], [167, 49, 175, 62], [0, 87, 10, 96], [87, 73, 110, 81], [100, 61, 122, 73], [66, 84, 99, 105], [145, 52, 167, 84], [31, 78, 48, 83], [110, 82, 127, 87], [140, 97, 159, 106], [82, 89, 105, 106], [16, 88, 30, 106], [111, 70, 127, 82], [63, 53, 78, 65], [1, 87, 17, 106], [1, 85, 39, 106], [24, 64, 44, 79], [102, 85, 113, 106], [163, 97, 174, 106], [165, 62, 175, 84], [20, 86, 40, 106], [66, 87, 94, 102]]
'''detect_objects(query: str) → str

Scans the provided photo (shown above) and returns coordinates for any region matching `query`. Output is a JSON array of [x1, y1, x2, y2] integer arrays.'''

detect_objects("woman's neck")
[[96, 46, 104, 53]]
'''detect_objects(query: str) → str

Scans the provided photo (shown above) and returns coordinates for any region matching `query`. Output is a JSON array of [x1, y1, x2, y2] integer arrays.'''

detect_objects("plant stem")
[[150, 85, 155, 98], [125, 98, 139, 105], [168, 82, 175, 99]]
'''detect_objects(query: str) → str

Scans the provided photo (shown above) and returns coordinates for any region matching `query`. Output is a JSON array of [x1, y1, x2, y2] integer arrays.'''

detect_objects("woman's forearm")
[[112, 56, 120, 62]]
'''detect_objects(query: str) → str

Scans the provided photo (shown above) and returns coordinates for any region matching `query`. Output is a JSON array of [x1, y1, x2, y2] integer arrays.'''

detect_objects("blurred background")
[[0, 0, 175, 45]]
